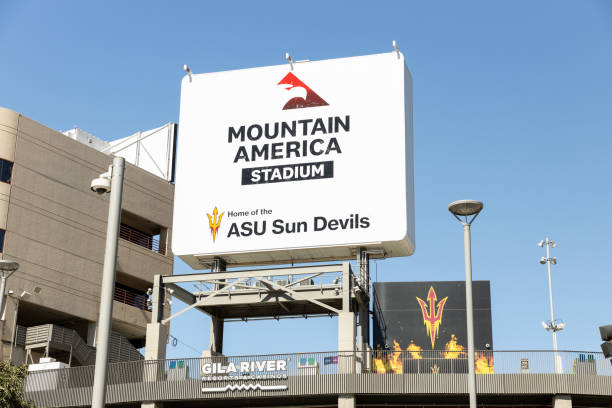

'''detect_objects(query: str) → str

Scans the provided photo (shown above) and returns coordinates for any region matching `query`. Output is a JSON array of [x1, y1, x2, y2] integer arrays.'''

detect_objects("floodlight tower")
[[448, 199, 483, 408], [538, 237, 564, 374]]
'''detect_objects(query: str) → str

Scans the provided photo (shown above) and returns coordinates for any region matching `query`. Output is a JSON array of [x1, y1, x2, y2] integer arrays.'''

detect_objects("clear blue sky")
[[1, 1, 611, 357]]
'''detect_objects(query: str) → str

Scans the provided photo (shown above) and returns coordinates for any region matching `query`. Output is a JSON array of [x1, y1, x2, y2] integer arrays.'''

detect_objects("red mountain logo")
[[277, 72, 329, 110]]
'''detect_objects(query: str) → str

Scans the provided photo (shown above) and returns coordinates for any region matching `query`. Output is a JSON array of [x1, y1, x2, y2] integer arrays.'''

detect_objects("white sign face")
[[173, 52, 414, 268], [201, 359, 288, 393]]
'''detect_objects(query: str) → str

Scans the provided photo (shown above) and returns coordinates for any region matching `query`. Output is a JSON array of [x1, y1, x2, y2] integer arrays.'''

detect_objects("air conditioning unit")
[[277, 279, 290, 286], [255, 281, 267, 288]]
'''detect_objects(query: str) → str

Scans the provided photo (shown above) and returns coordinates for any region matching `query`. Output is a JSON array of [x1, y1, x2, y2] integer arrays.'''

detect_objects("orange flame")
[[475, 352, 494, 374], [373, 356, 388, 373], [372, 339, 425, 373], [407, 340, 423, 360], [443, 334, 466, 359], [372, 337, 494, 375], [387, 340, 403, 374]]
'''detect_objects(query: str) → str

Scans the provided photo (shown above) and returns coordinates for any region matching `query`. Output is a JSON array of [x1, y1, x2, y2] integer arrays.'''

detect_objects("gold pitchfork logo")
[[207, 207, 224, 242]]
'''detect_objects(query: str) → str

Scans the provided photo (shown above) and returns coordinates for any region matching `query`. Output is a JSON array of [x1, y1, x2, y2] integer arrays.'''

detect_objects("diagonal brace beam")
[[252, 277, 341, 315], [285, 273, 323, 288], [161, 278, 248, 324]]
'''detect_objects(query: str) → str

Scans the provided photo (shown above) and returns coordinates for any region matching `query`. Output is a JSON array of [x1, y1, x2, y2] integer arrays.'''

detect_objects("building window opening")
[[114, 282, 150, 311], [0, 159, 13, 184], [120, 211, 166, 255], [0, 229, 4, 252]]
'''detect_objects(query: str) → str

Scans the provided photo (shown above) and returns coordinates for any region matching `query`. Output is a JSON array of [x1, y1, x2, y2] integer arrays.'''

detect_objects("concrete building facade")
[[0, 107, 174, 365]]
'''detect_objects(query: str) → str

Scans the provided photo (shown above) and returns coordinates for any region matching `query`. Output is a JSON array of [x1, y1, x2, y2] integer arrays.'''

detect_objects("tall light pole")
[[449, 199, 483, 408], [0, 260, 20, 322], [538, 237, 564, 374], [90, 156, 125, 408]]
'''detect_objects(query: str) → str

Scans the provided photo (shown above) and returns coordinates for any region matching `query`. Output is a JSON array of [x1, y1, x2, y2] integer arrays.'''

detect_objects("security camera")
[[485, 343, 491, 350], [90, 177, 111, 195]]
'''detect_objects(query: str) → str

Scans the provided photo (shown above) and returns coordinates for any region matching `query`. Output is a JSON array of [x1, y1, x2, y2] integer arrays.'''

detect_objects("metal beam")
[[165, 283, 196, 306], [253, 277, 341, 314], [285, 273, 323, 288], [189, 287, 342, 308], [161, 278, 248, 324], [203, 280, 253, 290], [161, 264, 344, 284], [342, 263, 352, 312], [276, 300, 290, 313]]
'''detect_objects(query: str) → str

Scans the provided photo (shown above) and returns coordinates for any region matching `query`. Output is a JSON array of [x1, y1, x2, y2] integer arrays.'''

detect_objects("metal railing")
[[368, 349, 610, 375], [119, 224, 165, 255], [113, 286, 151, 311], [23, 350, 612, 407]]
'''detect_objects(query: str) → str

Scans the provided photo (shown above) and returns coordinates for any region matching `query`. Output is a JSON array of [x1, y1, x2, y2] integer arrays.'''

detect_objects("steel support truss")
[[158, 262, 369, 323]]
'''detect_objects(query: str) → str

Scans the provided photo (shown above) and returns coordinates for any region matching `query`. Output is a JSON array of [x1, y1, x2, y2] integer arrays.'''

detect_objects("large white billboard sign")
[[173, 52, 414, 268]]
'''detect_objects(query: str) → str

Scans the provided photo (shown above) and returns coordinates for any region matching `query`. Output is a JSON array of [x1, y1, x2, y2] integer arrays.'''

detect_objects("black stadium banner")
[[372, 281, 493, 374]]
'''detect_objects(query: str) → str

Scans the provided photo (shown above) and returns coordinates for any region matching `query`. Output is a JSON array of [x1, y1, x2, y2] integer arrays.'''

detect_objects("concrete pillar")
[[338, 312, 356, 350], [553, 395, 572, 408], [144, 323, 167, 361], [141, 274, 167, 408], [338, 262, 356, 408], [159, 227, 170, 256], [142, 322, 167, 408], [338, 312, 356, 375], [209, 316, 223, 353], [338, 262, 356, 375]]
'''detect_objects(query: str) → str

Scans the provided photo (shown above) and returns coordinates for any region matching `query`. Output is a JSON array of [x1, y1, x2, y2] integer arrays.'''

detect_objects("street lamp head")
[[448, 200, 483, 216], [550, 257, 557, 265], [539, 257, 546, 264], [538, 240, 544, 247], [542, 321, 550, 330], [0, 260, 19, 272], [448, 199, 483, 225]]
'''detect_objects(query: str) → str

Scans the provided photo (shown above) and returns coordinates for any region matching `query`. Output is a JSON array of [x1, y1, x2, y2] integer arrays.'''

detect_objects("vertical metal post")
[[545, 239, 560, 373], [209, 258, 226, 354], [463, 223, 477, 408], [151, 275, 163, 324], [358, 249, 370, 371], [0, 275, 7, 321], [91, 156, 125, 408], [9, 298, 19, 361], [359, 249, 370, 296]]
